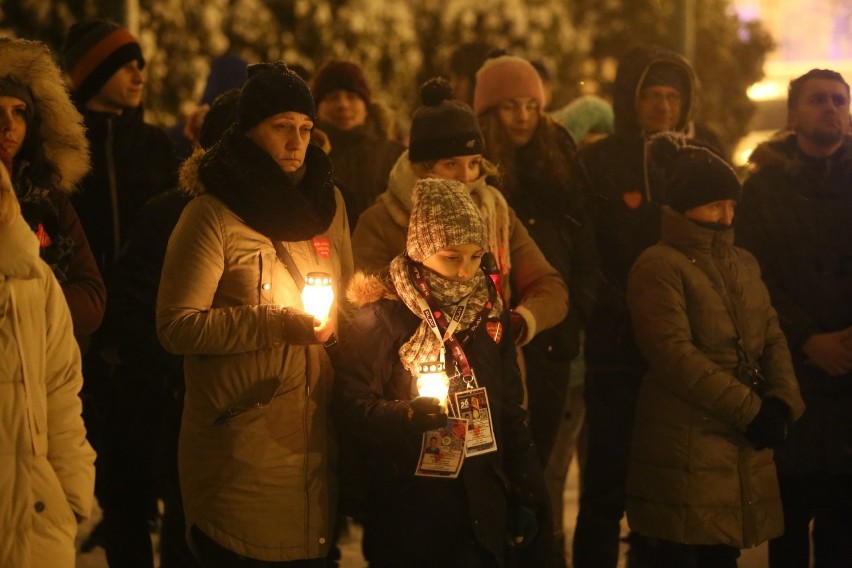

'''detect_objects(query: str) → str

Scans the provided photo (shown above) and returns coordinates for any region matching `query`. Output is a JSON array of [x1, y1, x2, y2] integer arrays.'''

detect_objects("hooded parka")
[[0, 208, 96, 566], [625, 207, 805, 548], [156, 134, 353, 561], [0, 38, 105, 336]]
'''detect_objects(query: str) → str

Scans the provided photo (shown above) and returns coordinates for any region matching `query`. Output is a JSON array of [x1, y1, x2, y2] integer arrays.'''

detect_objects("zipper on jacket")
[[106, 117, 121, 264]]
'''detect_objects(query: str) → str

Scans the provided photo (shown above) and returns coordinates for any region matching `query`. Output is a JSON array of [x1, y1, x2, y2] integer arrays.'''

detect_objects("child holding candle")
[[334, 177, 549, 567]]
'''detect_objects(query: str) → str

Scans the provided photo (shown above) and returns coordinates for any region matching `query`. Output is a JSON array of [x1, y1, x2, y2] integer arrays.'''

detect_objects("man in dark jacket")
[[60, 19, 178, 568], [570, 45, 698, 568], [736, 68, 852, 568], [311, 60, 404, 231]]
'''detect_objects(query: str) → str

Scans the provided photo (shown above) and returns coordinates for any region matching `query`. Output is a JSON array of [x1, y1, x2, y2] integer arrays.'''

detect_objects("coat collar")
[[660, 206, 734, 256]]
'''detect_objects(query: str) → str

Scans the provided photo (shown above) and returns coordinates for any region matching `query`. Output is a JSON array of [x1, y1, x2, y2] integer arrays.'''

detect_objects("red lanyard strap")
[[407, 260, 497, 381]]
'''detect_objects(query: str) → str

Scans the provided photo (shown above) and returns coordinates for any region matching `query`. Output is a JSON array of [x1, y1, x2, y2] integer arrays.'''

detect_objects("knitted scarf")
[[389, 253, 503, 374], [199, 128, 337, 241]]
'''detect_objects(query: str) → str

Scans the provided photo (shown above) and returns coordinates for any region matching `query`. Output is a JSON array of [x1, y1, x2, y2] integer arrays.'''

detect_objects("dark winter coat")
[[575, 46, 696, 369], [319, 105, 405, 231], [73, 106, 179, 275], [333, 274, 548, 567], [737, 132, 852, 474], [509, 125, 598, 365], [0, 38, 106, 337], [626, 207, 805, 548]]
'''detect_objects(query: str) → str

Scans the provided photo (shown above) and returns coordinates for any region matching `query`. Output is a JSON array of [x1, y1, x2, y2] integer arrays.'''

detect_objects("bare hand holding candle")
[[302, 272, 335, 343]]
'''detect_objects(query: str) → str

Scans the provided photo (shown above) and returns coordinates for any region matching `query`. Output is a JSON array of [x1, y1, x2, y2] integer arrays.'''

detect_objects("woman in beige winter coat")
[[0, 161, 96, 566], [625, 138, 804, 566], [157, 63, 352, 565]]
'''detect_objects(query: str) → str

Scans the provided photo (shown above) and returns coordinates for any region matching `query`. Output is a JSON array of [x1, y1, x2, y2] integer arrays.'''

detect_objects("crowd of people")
[[1, 15, 850, 568]]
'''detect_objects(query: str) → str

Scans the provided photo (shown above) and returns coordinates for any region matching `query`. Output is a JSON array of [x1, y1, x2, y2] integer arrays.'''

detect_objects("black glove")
[[744, 397, 789, 450], [278, 307, 319, 345], [509, 505, 539, 549], [408, 396, 448, 433]]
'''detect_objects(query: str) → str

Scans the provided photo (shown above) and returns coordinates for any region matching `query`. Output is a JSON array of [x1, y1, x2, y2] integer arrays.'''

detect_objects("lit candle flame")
[[416, 361, 449, 412], [302, 272, 334, 324]]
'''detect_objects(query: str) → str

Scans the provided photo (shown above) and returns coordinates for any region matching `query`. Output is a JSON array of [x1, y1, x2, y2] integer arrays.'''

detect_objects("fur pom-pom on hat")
[[409, 77, 484, 162], [407, 178, 487, 262]]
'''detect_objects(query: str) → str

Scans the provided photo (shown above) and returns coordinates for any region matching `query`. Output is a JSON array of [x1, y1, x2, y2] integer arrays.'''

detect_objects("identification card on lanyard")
[[414, 417, 468, 478], [455, 387, 497, 456]]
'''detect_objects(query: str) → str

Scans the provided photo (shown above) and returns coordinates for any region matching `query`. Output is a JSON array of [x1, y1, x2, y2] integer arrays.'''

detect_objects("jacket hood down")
[[0, 38, 90, 192]]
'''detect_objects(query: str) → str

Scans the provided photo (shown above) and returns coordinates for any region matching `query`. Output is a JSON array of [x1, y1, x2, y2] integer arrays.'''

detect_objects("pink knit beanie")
[[472, 55, 545, 116]]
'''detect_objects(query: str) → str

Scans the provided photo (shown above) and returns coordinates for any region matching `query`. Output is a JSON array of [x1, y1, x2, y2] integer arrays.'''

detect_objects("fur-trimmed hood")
[[0, 38, 90, 192], [179, 148, 205, 196], [748, 131, 852, 176], [345, 270, 398, 309]]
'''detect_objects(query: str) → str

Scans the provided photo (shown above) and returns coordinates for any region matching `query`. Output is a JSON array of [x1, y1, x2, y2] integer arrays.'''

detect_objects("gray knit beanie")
[[407, 178, 487, 262]]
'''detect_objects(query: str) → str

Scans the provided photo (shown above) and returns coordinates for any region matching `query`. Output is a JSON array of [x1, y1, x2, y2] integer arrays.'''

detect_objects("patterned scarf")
[[389, 253, 503, 373]]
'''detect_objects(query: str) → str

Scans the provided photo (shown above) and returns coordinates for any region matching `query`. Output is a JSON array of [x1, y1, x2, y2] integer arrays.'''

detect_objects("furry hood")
[[748, 131, 852, 176], [346, 270, 398, 308], [0, 38, 90, 192], [180, 148, 206, 196]]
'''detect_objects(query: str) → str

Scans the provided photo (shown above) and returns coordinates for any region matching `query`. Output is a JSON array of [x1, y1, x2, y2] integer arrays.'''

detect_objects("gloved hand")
[[509, 505, 539, 549], [744, 397, 789, 450], [408, 396, 448, 433], [277, 307, 320, 345]]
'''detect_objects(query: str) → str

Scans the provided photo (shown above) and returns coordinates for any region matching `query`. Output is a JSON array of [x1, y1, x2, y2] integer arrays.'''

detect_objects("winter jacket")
[[332, 273, 548, 566], [0, 214, 96, 567], [737, 132, 852, 474], [625, 208, 805, 548], [352, 151, 568, 344], [156, 142, 353, 562], [576, 46, 696, 369], [319, 105, 405, 231], [0, 38, 105, 336], [73, 105, 179, 276]]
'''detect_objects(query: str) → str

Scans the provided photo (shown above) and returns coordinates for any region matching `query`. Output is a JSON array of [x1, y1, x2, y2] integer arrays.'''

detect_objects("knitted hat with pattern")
[[473, 55, 545, 116], [237, 61, 316, 131], [407, 178, 487, 262], [409, 78, 484, 162], [62, 19, 144, 105]]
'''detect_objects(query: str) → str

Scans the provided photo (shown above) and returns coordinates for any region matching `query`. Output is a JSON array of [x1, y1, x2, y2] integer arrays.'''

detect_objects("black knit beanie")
[[237, 62, 316, 131], [409, 78, 484, 162], [650, 134, 740, 213], [199, 89, 240, 150], [311, 60, 372, 106], [62, 19, 144, 105]]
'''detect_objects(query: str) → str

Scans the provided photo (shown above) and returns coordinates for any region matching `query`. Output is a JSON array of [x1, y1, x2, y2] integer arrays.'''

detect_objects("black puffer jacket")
[[72, 106, 178, 275], [576, 46, 695, 369], [737, 132, 852, 474], [333, 274, 548, 567]]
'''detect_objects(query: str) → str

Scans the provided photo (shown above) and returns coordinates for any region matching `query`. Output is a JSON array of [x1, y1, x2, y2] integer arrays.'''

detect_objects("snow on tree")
[[2, 0, 773, 153]]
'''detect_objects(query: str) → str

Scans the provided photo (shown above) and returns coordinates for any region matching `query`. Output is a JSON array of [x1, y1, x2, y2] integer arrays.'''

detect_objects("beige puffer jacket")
[[0, 214, 96, 567], [626, 207, 805, 548], [156, 156, 353, 561]]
